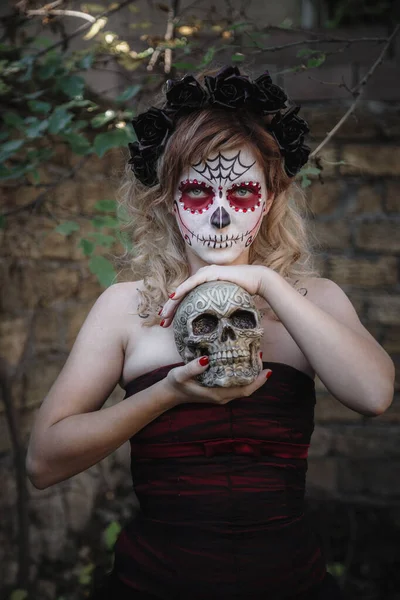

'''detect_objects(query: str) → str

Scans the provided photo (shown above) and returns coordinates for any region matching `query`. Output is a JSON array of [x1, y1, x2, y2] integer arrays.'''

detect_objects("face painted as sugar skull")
[[172, 147, 271, 264]]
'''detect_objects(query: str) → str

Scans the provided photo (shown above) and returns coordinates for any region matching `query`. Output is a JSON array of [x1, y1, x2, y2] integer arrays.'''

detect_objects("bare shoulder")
[[91, 281, 142, 318], [84, 281, 144, 346], [294, 276, 381, 344], [293, 276, 355, 312]]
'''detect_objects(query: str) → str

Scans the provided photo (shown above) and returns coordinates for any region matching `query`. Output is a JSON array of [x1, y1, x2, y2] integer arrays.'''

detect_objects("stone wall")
[[303, 104, 400, 504], [0, 102, 399, 596]]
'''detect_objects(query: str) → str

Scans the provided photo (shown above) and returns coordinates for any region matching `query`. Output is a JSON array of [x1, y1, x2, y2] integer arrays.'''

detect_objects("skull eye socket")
[[192, 313, 218, 335], [231, 310, 256, 329]]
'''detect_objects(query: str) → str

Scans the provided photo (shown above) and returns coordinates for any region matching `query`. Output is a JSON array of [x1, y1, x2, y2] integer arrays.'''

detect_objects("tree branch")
[[27, 9, 96, 24], [32, 0, 137, 59], [254, 35, 387, 54], [147, 0, 180, 74], [309, 24, 400, 160]]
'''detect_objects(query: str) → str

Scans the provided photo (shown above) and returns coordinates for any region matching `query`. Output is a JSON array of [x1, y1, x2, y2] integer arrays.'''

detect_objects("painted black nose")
[[210, 206, 230, 230]]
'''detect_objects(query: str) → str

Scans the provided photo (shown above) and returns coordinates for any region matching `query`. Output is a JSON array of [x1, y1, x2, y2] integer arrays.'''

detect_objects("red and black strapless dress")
[[93, 362, 342, 600]]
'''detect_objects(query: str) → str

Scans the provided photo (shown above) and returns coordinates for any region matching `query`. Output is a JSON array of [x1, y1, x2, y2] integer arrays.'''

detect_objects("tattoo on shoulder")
[[293, 280, 308, 297]]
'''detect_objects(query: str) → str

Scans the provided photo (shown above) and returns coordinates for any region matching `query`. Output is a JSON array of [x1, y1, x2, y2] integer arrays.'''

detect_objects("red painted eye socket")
[[178, 181, 215, 210], [227, 182, 262, 207]]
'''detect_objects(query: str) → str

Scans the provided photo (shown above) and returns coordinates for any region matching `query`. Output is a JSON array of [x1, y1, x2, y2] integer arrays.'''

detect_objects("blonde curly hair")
[[118, 74, 320, 326]]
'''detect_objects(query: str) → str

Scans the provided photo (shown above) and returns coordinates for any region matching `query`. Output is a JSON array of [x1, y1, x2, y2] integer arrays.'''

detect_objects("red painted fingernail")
[[158, 308, 163, 316], [199, 356, 209, 366], [169, 292, 175, 299], [159, 319, 165, 327], [259, 351, 263, 360], [265, 371, 273, 380]]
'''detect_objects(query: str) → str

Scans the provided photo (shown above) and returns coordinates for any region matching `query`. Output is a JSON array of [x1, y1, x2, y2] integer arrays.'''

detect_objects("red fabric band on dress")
[[130, 437, 309, 460]]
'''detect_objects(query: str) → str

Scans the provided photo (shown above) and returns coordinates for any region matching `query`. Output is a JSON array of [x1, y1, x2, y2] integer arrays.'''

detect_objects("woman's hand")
[[165, 355, 273, 404], [159, 264, 268, 327]]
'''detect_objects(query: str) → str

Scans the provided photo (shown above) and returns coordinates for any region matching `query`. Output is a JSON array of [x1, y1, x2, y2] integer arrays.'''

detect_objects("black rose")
[[128, 142, 160, 186], [131, 107, 173, 151], [204, 65, 253, 110], [283, 144, 311, 177], [165, 74, 208, 112], [251, 72, 287, 114], [268, 106, 310, 151]]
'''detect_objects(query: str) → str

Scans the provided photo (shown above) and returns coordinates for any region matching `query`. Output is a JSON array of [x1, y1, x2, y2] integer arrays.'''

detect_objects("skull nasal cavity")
[[211, 206, 230, 230], [221, 325, 237, 343]]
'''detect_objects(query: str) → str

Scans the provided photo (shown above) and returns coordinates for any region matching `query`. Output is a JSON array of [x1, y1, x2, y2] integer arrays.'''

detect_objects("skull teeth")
[[209, 350, 250, 364]]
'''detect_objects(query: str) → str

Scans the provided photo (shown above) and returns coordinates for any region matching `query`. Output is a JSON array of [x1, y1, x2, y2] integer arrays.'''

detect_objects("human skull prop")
[[173, 280, 264, 387]]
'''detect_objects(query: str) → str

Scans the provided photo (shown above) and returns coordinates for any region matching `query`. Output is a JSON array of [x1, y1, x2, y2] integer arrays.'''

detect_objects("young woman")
[[26, 66, 394, 600]]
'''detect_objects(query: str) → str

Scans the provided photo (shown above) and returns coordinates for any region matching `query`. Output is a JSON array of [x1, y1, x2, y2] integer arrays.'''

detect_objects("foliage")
[[0, 1, 328, 287], [103, 520, 122, 550]]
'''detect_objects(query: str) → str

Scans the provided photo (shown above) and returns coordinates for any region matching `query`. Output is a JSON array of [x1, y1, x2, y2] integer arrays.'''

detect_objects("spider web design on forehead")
[[191, 151, 256, 187]]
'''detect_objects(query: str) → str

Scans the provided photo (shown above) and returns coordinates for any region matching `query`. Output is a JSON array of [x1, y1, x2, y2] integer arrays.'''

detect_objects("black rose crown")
[[128, 65, 311, 186]]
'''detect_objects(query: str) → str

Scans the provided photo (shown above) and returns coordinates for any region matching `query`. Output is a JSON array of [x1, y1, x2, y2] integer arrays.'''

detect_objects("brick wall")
[[303, 104, 400, 503]]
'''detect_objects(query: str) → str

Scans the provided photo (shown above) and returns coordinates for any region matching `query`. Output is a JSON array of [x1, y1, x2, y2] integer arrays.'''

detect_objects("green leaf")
[[25, 91, 45, 101], [87, 232, 116, 247], [17, 56, 34, 82], [79, 238, 95, 256], [0, 139, 24, 162], [54, 221, 80, 236], [3, 112, 24, 127], [201, 47, 215, 66], [61, 98, 96, 110], [76, 52, 94, 70], [0, 163, 28, 181], [299, 166, 321, 176], [33, 36, 53, 49], [306, 55, 325, 68], [231, 53, 245, 62], [91, 110, 117, 129], [327, 562, 346, 578], [27, 147, 54, 163], [31, 169, 40, 184], [227, 21, 251, 30], [94, 199, 117, 212], [28, 100, 52, 114], [115, 84, 142, 103], [103, 521, 121, 550], [300, 176, 312, 188], [297, 48, 319, 58], [80, 3, 105, 14], [9, 590, 28, 600], [92, 215, 119, 229], [48, 108, 73, 134], [93, 127, 132, 158], [62, 132, 92, 155], [120, 111, 135, 121], [78, 563, 95, 586], [89, 255, 116, 287], [26, 119, 49, 139], [37, 54, 63, 80], [56, 74, 85, 98]]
